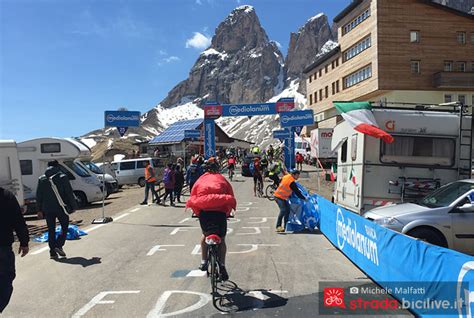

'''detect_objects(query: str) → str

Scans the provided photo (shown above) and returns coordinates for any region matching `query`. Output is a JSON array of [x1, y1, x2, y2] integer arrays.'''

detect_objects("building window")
[[314, 72, 317, 80], [332, 82, 335, 95], [444, 94, 453, 103], [458, 95, 466, 105], [336, 58, 339, 67], [20, 160, 33, 175], [331, 61, 335, 70], [472, 95, 474, 106], [314, 92, 317, 103], [457, 32, 466, 45], [309, 76, 312, 83], [325, 65, 328, 73], [456, 61, 466, 72], [319, 89, 323, 101], [325, 86, 328, 98], [344, 64, 372, 88], [471, 33, 474, 44], [336, 80, 340, 93], [342, 8, 370, 35], [411, 60, 420, 74], [343, 36, 371, 62], [319, 69, 322, 77], [309, 94, 313, 105], [341, 140, 348, 163], [410, 31, 420, 43], [444, 61, 453, 72]]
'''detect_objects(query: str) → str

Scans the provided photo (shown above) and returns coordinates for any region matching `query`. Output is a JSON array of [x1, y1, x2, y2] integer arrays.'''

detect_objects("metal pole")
[[101, 152, 105, 219]]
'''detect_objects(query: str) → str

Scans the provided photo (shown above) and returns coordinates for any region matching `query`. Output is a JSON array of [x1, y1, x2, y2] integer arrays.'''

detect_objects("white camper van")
[[18, 137, 104, 209], [0, 140, 25, 211], [332, 103, 472, 214], [294, 137, 311, 157]]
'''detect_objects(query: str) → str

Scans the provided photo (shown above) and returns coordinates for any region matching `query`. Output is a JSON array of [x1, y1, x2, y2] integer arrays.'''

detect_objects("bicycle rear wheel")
[[209, 247, 220, 296]]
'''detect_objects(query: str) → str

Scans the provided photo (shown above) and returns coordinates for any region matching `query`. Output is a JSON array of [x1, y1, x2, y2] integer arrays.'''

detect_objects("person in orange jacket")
[[141, 162, 160, 205], [274, 169, 306, 233]]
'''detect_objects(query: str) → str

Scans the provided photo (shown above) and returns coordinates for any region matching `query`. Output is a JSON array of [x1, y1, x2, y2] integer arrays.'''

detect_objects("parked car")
[[363, 180, 474, 255], [111, 157, 162, 187], [80, 160, 119, 195]]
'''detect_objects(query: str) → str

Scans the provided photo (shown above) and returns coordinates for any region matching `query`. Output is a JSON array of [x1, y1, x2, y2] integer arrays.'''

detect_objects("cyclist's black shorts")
[[199, 211, 227, 238], [253, 173, 263, 184], [228, 164, 235, 170]]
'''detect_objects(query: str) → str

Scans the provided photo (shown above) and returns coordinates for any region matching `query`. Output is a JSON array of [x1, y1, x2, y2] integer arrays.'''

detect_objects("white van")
[[0, 140, 25, 211], [112, 157, 162, 187], [18, 137, 104, 209], [294, 136, 311, 157]]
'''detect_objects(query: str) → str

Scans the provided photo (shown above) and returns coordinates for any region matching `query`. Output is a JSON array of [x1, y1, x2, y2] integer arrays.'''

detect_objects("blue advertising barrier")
[[286, 183, 319, 232], [222, 103, 277, 117], [316, 195, 474, 317]]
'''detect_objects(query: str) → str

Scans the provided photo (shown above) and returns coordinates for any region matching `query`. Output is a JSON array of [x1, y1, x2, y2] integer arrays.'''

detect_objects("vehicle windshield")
[[64, 160, 92, 177], [418, 181, 474, 208], [83, 161, 102, 174]]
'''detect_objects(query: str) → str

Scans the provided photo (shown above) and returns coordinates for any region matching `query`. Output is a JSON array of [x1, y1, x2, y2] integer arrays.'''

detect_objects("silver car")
[[363, 180, 474, 255]]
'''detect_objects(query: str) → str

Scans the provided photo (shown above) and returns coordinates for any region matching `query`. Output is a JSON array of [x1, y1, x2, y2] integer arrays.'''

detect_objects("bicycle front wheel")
[[266, 184, 276, 200]]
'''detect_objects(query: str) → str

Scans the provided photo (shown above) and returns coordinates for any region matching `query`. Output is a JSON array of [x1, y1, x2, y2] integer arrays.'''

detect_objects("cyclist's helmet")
[[206, 157, 219, 172]]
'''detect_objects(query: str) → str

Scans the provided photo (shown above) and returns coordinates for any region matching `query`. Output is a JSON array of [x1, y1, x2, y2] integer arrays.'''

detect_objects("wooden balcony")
[[433, 71, 474, 89]]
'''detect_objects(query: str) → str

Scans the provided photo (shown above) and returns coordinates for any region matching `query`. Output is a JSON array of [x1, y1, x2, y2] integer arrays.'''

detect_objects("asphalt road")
[[4, 173, 413, 317]]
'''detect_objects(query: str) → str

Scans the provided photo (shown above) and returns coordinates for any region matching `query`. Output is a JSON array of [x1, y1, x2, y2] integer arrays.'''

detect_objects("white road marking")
[[178, 217, 191, 223], [147, 245, 185, 256], [130, 208, 140, 212], [238, 202, 254, 206], [191, 245, 201, 255], [147, 290, 211, 317], [227, 218, 240, 224], [186, 270, 207, 277], [236, 227, 269, 235], [227, 227, 234, 235], [114, 213, 130, 221], [31, 246, 49, 255], [247, 217, 277, 224], [229, 244, 280, 254], [170, 227, 199, 235], [72, 291, 140, 318], [85, 224, 106, 233], [235, 207, 250, 212], [247, 290, 288, 300]]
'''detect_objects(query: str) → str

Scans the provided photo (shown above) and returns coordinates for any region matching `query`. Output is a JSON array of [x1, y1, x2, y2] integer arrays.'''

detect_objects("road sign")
[[184, 130, 201, 139], [104, 111, 140, 127], [294, 126, 303, 136], [272, 130, 291, 140], [222, 103, 277, 117], [279, 109, 314, 127], [276, 98, 295, 113], [204, 119, 216, 159], [117, 127, 128, 137]]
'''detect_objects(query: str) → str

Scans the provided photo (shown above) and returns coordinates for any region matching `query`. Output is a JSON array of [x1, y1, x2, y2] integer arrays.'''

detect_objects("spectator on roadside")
[[176, 157, 184, 168], [162, 163, 176, 206], [36, 160, 77, 259], [153, 148, 160, 158], [0, 187, 29, 314], [186, 157, 203, 191], [296, 152, 304, 171], [174, 165, 185, 203], [140, 161, 160, 205]]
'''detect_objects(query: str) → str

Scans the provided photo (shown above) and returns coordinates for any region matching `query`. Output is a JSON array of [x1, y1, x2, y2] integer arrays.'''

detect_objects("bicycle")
[[265, 182, 278, 201], [256, 178, 264, 197], [204, 234, 223, 297], [228, 167, 234, 181]]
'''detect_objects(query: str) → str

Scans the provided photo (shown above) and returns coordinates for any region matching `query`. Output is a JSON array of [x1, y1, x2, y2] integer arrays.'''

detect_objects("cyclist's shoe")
[[199, 261, 208, 271], [219, 265, 229, 281], [276, 226, 285, 233]]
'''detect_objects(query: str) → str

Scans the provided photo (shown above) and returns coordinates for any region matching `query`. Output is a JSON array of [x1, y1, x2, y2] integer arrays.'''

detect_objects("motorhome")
[[331, 103, 472, 214], [0, 140, 25, 211], [294, 136, 311, 157], [309, 128, 336, 167], [18, 137, 104, 209]]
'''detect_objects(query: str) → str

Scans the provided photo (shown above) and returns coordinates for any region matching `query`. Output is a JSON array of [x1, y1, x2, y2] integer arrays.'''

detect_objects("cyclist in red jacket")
[[186, 157, 236, 281]]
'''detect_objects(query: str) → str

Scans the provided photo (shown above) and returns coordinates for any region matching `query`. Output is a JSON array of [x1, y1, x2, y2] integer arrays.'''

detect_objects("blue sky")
[[0, 0, 348, 141]]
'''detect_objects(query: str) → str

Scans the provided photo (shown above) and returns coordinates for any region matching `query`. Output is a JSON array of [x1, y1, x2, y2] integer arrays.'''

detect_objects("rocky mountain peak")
[[284, 13, 335, 94], [211, 5, 269, 53]]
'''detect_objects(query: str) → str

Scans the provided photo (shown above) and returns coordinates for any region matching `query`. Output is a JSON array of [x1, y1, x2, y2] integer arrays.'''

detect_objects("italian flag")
[[334, 102, 394, 143], [350, 167, 356, 185], [330, 163, 337, 181]]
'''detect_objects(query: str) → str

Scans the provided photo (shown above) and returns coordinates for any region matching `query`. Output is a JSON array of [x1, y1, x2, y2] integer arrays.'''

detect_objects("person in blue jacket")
[[186, 157, 203, 191]]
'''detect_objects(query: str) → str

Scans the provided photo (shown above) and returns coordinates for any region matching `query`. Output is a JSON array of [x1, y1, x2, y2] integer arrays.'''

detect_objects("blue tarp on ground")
[[33, 225, 88, 242], [285, 183, 320, 232]]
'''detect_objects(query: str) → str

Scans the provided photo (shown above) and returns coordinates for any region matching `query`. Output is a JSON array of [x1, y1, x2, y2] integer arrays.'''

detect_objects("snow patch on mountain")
[[152, 101, 203, 128]]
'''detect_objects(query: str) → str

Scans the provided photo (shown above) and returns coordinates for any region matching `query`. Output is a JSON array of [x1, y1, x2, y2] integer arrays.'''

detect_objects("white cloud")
[[159, 49, 167, 56], [164, 56, 180, 63], [196, 0, 202, 4], [185, 32, 211, 50]]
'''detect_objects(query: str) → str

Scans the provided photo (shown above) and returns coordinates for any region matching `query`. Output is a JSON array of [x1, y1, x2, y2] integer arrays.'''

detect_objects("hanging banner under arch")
[[204, 119, 216, 159]]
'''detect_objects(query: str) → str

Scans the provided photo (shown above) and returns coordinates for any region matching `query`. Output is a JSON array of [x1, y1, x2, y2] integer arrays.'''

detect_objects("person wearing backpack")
[[36, 160, 77, 259], [174, 164, 185, 203], [162, 163, 176, 206], [186, 157, 202, 191]]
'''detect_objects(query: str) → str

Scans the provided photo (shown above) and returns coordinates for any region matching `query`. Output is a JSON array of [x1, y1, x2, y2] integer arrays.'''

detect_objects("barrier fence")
[[315, 194, 474, 317]]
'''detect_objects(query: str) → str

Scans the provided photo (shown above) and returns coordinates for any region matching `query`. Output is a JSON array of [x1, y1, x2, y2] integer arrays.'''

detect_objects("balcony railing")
[[433, 71, 474, 89]]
